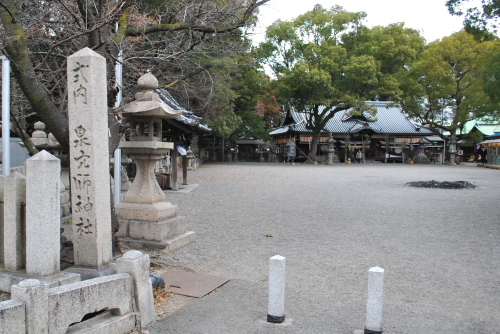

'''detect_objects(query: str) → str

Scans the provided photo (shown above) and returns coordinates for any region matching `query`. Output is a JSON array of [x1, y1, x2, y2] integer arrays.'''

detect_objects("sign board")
[[177, 145, 187, 156], [458, 150, 463, 156]]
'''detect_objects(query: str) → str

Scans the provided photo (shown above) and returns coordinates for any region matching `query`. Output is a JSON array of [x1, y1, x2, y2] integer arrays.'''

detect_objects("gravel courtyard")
[[149, 162, 500, 334]]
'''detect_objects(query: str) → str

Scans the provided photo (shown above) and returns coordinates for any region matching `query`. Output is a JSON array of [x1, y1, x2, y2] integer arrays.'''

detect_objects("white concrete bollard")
[[267, 255, 286, 323], [365, 266, 385, 334]]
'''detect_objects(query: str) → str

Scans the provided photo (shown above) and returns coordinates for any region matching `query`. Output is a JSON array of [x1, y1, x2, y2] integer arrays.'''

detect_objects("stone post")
[[25, 151, 60, 277], [11, 279, 49, 334], [267, 255, 286, 323], [0, 299, 26, 332], [115, 250, 155, 329], [171, 147, 179, 191], [3, 172, 26, 271], [67, 47, 112, 269], [182, 155, 188, 185], [365, 266, 385, 334]]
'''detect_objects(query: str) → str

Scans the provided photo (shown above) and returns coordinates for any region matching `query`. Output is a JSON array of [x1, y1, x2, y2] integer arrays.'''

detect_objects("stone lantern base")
[[115, 202, 195, 251]]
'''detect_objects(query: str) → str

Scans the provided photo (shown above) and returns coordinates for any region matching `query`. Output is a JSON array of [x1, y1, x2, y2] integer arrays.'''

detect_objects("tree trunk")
[[449, 130, 458, 164], [306, 131, 320, 163], [0, 0, 70, 150]]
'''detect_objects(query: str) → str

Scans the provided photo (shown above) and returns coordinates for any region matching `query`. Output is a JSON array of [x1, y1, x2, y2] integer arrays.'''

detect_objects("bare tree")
[[0, 0, 269, 151]]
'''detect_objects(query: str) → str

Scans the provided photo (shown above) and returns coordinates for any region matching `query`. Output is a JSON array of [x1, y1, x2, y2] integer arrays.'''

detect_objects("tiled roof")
[[270, 101, 432, 136], [156, 89, 211, 133]]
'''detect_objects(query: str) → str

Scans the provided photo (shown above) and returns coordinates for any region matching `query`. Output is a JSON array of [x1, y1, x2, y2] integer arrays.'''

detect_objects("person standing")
[[356, 149, 363, 163], [478, 145, 487, 164]]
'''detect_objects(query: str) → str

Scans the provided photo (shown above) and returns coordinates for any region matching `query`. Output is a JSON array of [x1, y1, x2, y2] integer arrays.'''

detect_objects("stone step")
[[120, 231, 195, 252]]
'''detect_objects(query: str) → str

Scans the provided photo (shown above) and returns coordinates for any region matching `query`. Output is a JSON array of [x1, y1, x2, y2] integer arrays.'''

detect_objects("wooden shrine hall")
[[269, 101, 435, 163]]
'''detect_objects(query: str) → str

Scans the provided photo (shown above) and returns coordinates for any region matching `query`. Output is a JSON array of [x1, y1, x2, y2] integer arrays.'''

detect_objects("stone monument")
[[115, 73, 195, 251], [67, 48, 113, 272]]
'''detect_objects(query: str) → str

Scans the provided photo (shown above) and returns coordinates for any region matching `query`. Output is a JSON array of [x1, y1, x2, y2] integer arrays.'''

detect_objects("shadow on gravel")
[[406, 180, 476, 189]]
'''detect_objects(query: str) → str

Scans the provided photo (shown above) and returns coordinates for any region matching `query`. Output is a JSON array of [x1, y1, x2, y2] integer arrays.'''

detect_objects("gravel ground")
[[148, 162, 500, 334]]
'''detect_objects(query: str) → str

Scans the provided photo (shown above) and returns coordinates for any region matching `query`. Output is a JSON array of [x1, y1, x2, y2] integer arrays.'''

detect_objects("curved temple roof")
[[156, 89, 211, 133], [270, 101, 432, 136]]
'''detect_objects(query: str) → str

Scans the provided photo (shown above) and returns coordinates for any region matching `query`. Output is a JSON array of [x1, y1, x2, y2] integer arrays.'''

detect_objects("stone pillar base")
[[414, 155, 431, 164], [116, 202, 195, 252], [0, 269, 80, 293], [115, 201, 178, 222]]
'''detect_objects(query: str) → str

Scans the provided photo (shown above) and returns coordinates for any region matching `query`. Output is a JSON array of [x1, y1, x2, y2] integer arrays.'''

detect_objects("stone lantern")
[[186, 146, 195, 170], [115, 73, 195, 250], [325, 132, 335, 165], [118, 72, 181, 204], [24, 121, 71, 217]]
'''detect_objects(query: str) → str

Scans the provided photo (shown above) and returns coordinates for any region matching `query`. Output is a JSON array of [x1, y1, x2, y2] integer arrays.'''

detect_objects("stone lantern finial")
[[32, 121, 47, 138], [135, 73, 160, 102]]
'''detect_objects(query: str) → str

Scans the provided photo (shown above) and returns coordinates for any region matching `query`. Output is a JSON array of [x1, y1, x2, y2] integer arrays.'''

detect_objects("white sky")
[[251, 0, 481, 45]]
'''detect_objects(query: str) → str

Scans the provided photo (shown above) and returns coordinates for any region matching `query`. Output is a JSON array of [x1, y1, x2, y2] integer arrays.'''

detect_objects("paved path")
[[148, 162, 500, 334]]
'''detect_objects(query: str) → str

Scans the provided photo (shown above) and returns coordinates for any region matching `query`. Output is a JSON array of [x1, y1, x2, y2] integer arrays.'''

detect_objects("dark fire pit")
[[406, 180, 476, 189]]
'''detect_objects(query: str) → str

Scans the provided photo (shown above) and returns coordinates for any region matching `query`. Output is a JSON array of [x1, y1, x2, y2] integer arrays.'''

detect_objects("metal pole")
[[113, 31, 123, 203], [114, 149, 121, 205], [2, 55, 11, 177], [114, 49, 123, 108]]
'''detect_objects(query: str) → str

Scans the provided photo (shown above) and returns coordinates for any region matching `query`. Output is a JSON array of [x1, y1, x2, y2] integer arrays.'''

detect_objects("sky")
[[251, 0, 480, 45]]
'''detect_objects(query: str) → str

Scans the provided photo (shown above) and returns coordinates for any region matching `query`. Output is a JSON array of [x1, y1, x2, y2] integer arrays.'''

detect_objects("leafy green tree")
[[206, 109, 242, 139], [256, 4, 425, 162], [203, 53, 273, 142], [399, 31, 499, 163], [446, 0, 500, 38], [230, 63, 268, 139], [480, 43, 500, 117]]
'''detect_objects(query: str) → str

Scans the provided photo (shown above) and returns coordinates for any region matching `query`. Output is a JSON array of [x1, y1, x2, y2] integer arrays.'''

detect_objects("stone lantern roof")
[[122, 73, 182, 120]]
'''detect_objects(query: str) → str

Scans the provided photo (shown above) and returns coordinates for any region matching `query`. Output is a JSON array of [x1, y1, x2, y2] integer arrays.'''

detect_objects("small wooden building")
[[480, 136, 500, 166]]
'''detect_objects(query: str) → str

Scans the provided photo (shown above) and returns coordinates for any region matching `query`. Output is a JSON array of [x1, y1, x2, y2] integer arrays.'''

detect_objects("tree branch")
[[0, 1, 15, 23], [160, 64, 213, 88], [125, 0, 270, 37], [0, 0, 70, 149]]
